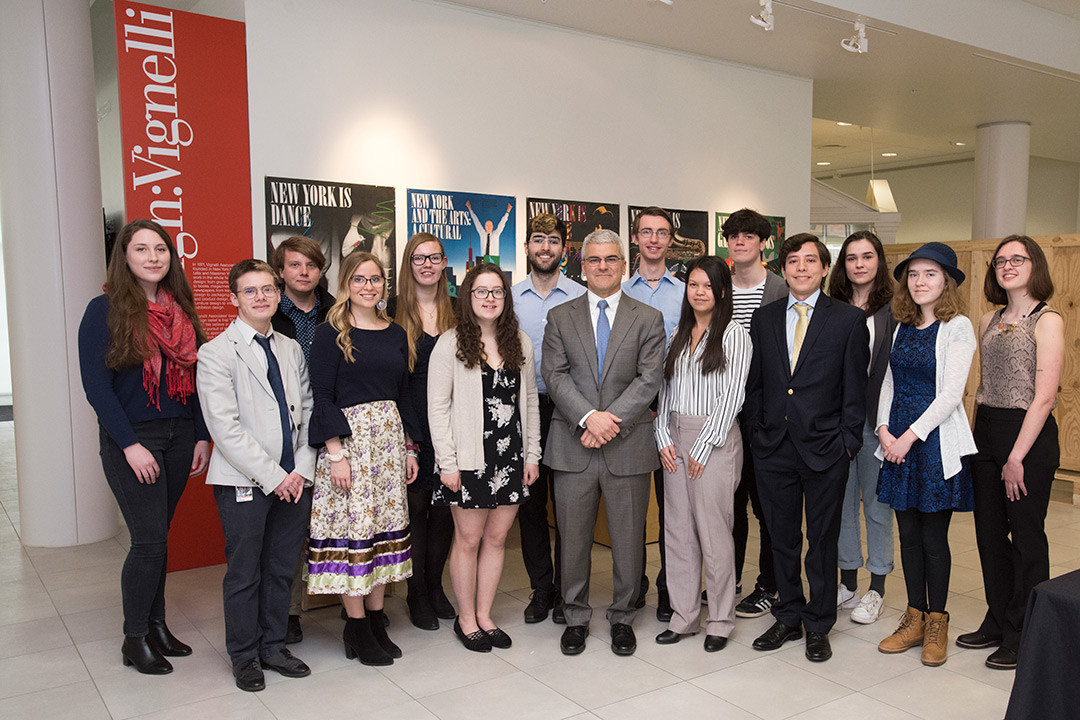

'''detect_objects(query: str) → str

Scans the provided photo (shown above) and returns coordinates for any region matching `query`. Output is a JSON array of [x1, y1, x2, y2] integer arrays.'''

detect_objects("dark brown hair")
[[270, 235, 326, 274], [664, 256, 733, 380], [827, 231, 893, 316], [394, 232, 455, 370], [454, 263, 523, 373], [983, 234, 1054, 305]]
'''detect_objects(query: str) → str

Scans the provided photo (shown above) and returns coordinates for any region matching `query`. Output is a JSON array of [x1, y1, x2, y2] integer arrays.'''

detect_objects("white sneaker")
[[851, 590, 885, 624], [837, 585, 859, 610]]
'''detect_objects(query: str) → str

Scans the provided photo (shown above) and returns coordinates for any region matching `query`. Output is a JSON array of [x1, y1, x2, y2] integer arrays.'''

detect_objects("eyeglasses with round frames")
[[239, 285, 279, 298], [584, 255, 623, 267], [470, 287, 506, 299], [411, 252, 445, 266], [636, 228, 671, 240], [990, 256, 1030, 269], [349, 275, 385, 287]]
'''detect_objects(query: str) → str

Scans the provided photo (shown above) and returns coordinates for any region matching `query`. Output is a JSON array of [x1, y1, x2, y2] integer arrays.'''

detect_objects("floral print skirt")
[[307, 401, 412, 596]]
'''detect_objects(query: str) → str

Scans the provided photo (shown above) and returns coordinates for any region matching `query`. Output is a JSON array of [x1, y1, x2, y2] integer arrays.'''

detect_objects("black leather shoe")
[[805, 632, 832, 662], [147, 619, 192, 657], [986, 646, 1018, 670], [656, 589, 673, 622], [752, 621, 802, 651], [261, 648, 311, 677], [524, 589, 554, 624], [611, 623, 637, 656], [552, 597, 566, 625], [560, 625, 588, 655], [407, 593, 439, 631], [956, 630, 1002, 649], [233, 658, 265, 692], [454, 617, 492, 653], [122, 635, 173, 674], [655, 629, 690, 645], [431, 588, 456, 620], [704, 635, 728, 652], [285, 615, 303, 645]]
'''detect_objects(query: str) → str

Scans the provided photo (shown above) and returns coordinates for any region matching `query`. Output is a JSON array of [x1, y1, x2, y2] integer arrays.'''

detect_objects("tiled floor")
[[2, 420, 1075, 719]]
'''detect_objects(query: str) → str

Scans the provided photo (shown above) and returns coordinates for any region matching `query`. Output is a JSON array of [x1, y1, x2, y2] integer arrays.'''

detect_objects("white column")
[[973, 121, 1030, 240], [0, 0, 118, 546]]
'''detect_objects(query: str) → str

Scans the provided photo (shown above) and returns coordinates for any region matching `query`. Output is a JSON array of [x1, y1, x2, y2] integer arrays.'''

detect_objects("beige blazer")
[[197, 320, 316, 495], [427, 328, 541, 474]]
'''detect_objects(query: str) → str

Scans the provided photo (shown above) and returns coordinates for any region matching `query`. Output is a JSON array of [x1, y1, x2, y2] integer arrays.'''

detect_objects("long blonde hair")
[[394, 233, 455, 370], [325, 251, 388, 363]]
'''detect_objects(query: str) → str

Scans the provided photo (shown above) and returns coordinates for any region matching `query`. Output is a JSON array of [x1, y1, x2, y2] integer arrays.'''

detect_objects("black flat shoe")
[[704, 635, 728, 653], [454, 617, 492, 653], [122, 635, 173, 675], [956, 630, 1002, 649], [483, 626, 512, 649], [986, 646, 1018, 670], [560, 625, 588, 655], [285, 614, 303, 645], [233, 658, 265, 692], [656, 589, 673, 622], [752, 621, 802, 651], [611, 623, 637, 656], [407, 593, 439, 631], [147, 619, 192, 657], [805, 631, 832, 662], [655, 629, 691, 645]]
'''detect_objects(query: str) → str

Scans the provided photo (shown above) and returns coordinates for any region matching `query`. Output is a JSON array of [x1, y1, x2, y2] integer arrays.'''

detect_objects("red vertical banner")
[[115, 2, 253, 569]]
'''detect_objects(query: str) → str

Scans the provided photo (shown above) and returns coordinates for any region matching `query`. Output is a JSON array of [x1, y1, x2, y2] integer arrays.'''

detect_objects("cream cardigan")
[[427, 328, 541, 474], [875, 314, 977, 479]]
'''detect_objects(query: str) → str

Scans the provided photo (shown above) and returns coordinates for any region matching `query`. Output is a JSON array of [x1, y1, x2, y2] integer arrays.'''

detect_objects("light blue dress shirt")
[[512, 273, 586, 394], [623, 267, 685, 342], [785, 289, 821, 363]]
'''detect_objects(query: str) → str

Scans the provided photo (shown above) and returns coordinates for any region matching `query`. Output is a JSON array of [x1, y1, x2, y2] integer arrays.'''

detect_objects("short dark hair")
[[721, 208, 772, 242], [984, 234, 1054, 305], [632, 206, 674, 236], [229, 259, 276, 294], [270, 235, 326, 274], [527, 212, 566, 242], [779, 232, 830, 268]]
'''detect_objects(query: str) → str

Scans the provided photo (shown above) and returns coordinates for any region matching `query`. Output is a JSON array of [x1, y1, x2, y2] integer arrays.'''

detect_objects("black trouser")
[[99, 418, 193, 637], [640, 470, 667, 594], [406, 484, 454, 596], [733, 429, 776, 593], [971, 406, 1059, 652], [518, 393, 561, 594], [895, 508, 953, 614]]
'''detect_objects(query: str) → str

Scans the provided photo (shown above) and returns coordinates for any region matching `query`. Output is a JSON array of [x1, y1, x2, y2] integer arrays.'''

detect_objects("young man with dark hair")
[[271, 235, 335, 364]]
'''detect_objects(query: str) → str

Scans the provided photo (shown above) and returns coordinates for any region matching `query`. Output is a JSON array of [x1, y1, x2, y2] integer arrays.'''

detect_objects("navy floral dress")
[[876, 322, 974, 513]]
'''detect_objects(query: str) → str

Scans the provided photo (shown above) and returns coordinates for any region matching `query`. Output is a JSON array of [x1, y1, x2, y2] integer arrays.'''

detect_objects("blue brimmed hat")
[[893, 242, 965, 286]]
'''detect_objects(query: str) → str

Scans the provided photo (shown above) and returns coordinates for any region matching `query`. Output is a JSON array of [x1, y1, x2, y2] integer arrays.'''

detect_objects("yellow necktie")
[[791, 302, 809, 372]]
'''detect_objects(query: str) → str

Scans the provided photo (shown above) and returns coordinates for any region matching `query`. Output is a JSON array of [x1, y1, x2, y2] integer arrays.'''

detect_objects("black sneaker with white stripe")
[[735, 584, 777, 618]]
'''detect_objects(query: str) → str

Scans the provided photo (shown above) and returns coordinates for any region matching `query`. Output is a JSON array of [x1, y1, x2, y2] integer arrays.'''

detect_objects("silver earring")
[[376, 298, 387, 312]]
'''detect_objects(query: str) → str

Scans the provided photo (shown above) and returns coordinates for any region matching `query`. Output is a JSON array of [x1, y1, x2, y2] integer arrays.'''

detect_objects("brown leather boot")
[[921, 611, 949, 666], [878, 606, 926, 654]]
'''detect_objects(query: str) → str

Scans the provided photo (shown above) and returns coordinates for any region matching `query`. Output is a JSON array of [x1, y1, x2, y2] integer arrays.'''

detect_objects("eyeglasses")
[[584, 255, 622, 267], [411, 252, 445, 266], [636, 228, 670, 240], [349, 275, 385, 287], [239, 285, 279, 298], [528, 235, 563, 246], [470, 287, 506, 299], [990, 256, 1030, 269]]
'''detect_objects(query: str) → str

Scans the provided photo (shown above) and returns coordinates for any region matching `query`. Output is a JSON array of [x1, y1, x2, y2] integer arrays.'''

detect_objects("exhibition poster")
[[526, 197, 619, 286], [627, 205, 709, 281], [715, 212, 786, 274]]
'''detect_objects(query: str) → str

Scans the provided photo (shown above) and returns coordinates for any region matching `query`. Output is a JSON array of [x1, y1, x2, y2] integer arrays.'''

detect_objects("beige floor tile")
[[49, 578, 123, 616], [0, 679, 109, 720], [256, 665, 412, 720], [690, 655, 851, 720], [593, 682, 759, 720], [61, 605, 127, 645], [786, 692, 922, 719], [942, 642, 1017, 693], [126, 691, 275, 720], [0, 616, 73, 660], [376, 633, 518, 697], [864, 666, 1010, 720], [92, 650, 238, 720], [421, 670, 584, 720], [774, 631, 923, 691], [527, 649, 679, 710], [25, 540, 128, 575], [630, 628, 761, 680], [493, 617, 606, 671], [0, 645, 91, 700]]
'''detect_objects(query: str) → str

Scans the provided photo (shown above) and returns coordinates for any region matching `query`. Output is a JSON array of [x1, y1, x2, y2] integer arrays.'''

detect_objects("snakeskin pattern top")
[[975, 303, 1058, 410]]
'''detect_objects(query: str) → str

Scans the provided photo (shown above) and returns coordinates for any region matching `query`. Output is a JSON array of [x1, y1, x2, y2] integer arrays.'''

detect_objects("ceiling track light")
[[750, 0, 774, 30], [841, 20, 867, 53]]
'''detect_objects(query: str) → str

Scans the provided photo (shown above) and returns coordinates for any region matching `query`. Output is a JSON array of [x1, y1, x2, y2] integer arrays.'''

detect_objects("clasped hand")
[[273, 471, 306, 503], [582, 411, 622, 448]]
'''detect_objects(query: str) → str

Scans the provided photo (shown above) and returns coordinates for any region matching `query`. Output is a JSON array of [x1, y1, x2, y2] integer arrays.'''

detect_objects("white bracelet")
[[327, 448, 349, 462]]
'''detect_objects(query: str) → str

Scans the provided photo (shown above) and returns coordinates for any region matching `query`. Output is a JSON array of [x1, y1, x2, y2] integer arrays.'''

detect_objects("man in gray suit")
[[541, 229, 667, 657], [198, 259, 316, 692]]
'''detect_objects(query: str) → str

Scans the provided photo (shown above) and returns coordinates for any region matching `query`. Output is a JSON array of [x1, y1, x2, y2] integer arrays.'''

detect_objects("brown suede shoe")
[[878, 606, 926, 654], [921, 611, 949, 666]]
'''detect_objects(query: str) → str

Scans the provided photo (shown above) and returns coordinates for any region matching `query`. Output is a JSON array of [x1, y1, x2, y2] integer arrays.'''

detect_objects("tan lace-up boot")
[[921, 611, 949, 666], [878, 606, 926, 654]]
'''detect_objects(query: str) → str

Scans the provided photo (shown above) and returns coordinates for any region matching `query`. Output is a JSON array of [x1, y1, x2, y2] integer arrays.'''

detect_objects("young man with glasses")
[[511, 213, 586, 625]]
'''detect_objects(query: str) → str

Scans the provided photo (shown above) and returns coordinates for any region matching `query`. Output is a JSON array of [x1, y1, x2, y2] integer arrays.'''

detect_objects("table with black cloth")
[[1005, 569, 1080, 720]]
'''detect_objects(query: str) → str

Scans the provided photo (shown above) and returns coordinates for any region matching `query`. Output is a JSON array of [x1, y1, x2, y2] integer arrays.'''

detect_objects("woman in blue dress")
[[874, 242, 976, 667]]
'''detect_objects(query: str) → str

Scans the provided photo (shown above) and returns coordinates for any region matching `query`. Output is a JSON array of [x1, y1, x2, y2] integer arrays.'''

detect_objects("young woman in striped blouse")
[[653, 256, 752, 653]]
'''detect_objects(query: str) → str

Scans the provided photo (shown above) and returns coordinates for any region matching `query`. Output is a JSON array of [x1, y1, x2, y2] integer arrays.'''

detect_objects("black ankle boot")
[[407, 591, 439, 631], [367, 609, 402, 658], [430, 587, 456, 620], [122, 635, 173, 674], [342, 617, 392, 666], [148, 619, 192, 657]]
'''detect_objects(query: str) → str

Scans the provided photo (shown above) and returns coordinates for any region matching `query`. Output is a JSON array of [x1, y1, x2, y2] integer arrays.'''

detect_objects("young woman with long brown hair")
[[78, 218, 210, 675]]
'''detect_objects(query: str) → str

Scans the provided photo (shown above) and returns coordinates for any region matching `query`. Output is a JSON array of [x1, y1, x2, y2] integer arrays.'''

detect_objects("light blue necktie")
[[596, 299, 610, 384]]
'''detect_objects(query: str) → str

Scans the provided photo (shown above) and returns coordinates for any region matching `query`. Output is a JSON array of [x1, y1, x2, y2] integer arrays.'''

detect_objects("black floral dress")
[[433, 365, 529, 509]]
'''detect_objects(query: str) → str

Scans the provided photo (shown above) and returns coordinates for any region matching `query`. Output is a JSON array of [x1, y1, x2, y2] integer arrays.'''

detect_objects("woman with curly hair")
[[78, 218, 210, 674], [306, 251, 419, 666], [428, 263, 541, 652]]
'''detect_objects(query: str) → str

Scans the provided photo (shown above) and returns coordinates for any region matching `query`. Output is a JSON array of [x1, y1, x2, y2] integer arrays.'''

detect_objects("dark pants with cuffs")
[[518, 393, 561, 596]]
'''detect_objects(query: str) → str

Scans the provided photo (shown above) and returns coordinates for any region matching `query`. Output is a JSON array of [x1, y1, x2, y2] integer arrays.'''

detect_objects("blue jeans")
[[99, 418, 193, 637], [838, 421, 895, 577]]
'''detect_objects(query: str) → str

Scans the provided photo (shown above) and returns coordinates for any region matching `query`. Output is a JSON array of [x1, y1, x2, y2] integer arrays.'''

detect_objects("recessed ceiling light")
[[836, 122, 853, 126], [816, 161, 831, 166], [952, 141, 967, 146], [881, 152, 898, 157]]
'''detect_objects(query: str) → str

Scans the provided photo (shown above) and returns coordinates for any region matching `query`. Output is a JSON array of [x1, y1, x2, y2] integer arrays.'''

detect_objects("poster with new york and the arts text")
[[526, 197, 619, 286], [627, 205, 708, 281]]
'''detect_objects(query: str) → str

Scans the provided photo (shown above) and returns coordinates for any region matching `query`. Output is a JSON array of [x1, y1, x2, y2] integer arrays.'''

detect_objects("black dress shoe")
[[233, 658, 265, 692], [147, 619, 192, 656], [560, 625, 588, 655], [552, 597, 566, 625], [986, 646, 1018, 670], [704, 635, 728, 653], [655, 629, 690, 645], [956, 630, 1002, 649], [611, 623, 637, 656], [261, 648, 311, 677], [752, 621, 802, 651], [805, 631, 832, 662], [407, 593, 439, 631], [285, 614, 303, 645], [454, 617, 492, 653], [656, 589, 673, 623], [484, 627, 513, 649], [524, 589, 554, 624], [431, 588, 457, 620], [122, 635, 173, 675]]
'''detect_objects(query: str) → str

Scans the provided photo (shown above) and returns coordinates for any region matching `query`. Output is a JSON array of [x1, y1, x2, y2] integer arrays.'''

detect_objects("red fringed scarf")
[[143, 288, 197, 409]]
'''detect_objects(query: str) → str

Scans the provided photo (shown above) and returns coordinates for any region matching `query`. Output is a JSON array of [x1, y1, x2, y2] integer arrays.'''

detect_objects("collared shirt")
[[786, 289, 822, 362], [623, 268, 684, 342], [512, 273, 586, 394], [233, 317, 279, 373], [278, 291, 322, 364]]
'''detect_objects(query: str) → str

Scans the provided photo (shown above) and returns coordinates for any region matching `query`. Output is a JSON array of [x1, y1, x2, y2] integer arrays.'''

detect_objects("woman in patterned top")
[[962, 236, 1063, 670], [428, 264, 541, 652]]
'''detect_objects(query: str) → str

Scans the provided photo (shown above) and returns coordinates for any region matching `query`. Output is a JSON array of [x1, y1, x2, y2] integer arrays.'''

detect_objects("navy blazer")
[[744, 293, 870, 472]]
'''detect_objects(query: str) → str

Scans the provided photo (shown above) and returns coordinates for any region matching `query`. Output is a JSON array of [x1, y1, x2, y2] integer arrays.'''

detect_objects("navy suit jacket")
[[744, 293, 870, 472]]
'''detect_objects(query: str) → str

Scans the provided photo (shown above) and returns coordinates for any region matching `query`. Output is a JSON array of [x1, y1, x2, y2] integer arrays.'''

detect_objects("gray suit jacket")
[[762, 269, 788, 306], [541, 293, 666, 476], [198, 320, 316, 495]]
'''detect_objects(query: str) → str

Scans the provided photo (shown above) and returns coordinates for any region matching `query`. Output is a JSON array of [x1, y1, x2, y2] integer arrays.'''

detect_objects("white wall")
[[244, 0, 813, 279]]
